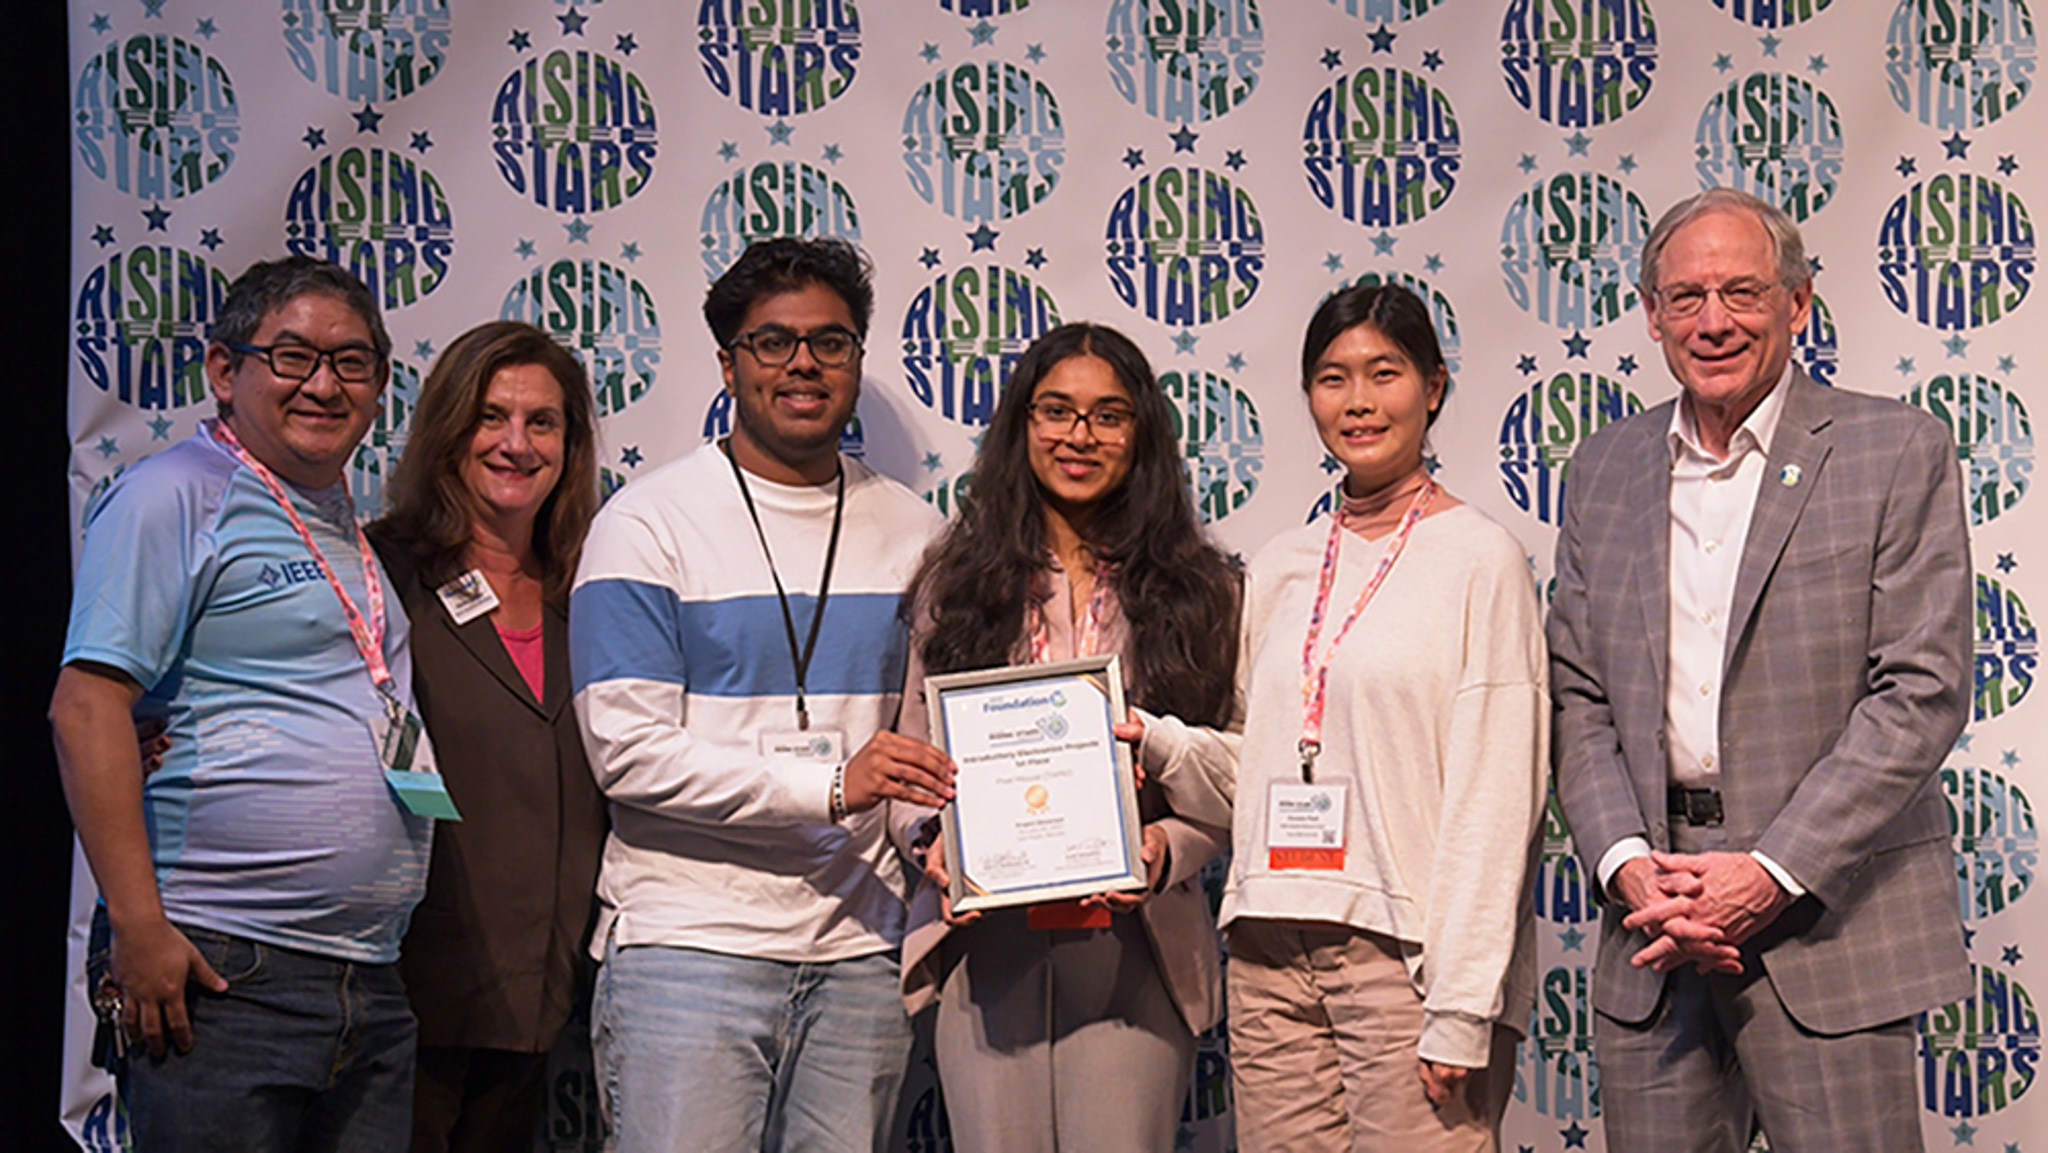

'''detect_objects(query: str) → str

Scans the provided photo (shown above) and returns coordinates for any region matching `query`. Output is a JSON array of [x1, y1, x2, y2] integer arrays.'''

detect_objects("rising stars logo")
[[282, 0, 451, 102], [1919, 962, 2039, 1118], [1878, 172, 2036, 330], [1886, 0, 2036, 129], [1943, 756, 2038, 922], [1103, 0, 1264, 123], [1303, 61, 1461, 227], [1158, 366, 1263, 524], [491, 47, 659, 214], [500, 258, 661, 417], [901, 60, 1064, 221], [700, 155, 862, 282], [1497, 358, 1646, 525], [73, 242, 231, 411], [1500, 0, 1658, 127], [1105, 163, 1265, 327], [1905, 372, 2033, 524], [899, 262, 1062, 428], [74, 31, 239, 200], [284, 145, 455, 311], [1976, 570, 2039, 723], [1694, 71, 1845, 221], [696, 0, 861, 116], [1500, 171, 1650, 330]]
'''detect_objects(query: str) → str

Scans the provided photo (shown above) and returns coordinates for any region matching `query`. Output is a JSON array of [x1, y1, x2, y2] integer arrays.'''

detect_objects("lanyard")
[[210, 420, 394, 697], [1297, 477, 1435, 782], [1025, 565, 1114, 663], [725, 443, 845, 731]]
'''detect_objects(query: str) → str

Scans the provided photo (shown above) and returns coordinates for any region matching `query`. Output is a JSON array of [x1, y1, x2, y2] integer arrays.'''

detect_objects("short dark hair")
[[1300, 281, 1448, 428], [702, 237, 874, 347], [210, 255, 392, 364]]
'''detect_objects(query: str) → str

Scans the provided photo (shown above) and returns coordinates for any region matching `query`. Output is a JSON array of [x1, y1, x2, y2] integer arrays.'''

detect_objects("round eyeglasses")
[[728, 326, 862, 368], [228, 342, 384, 384], [1027, 400, 1135, 445]]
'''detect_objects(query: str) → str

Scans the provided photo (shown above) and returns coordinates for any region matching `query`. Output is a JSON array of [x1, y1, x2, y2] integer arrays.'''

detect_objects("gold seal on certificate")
[[926, 654, 1147, 914]]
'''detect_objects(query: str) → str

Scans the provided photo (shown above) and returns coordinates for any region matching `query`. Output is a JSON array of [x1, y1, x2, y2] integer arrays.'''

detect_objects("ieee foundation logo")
[[492, 50, 659, 214], [1799, 293, 1841, 386], [1105, 167, 1265, 327], [1942, 760, 2037, 922], [700, 161, 861, 283], [74, 33, 239, 199], [1518, 964, 1602, 1121], [1500, 173, 1650, 330], [1304, 66, 1461, 228], [1904, 373, 2033, 525], [900, 264, 1063, 429], [501, 260, 661, 418], [350, 358, 421, 517], [1877, 174, 2035, 330], [74, 245, 231, 411], [283, 0, 451, 101], [1886, 0, 2036, 129], [1919, 963, 2039, 1118], [1975, 571, 2037, 723], [1103, 0, 1264, 123], [1158, 368, 1262, 524], [695, 0, 860, 116], [1498, 371, 1645, 524], [1694, 72, 1843, 222], [1500, 0, 1658, 128], [1712, 0, 1834, 26], [284, 147, 454, 312], [901, 61, 1064, 220]]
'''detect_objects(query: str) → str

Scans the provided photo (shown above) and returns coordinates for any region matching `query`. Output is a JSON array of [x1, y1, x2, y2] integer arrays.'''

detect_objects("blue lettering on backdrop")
[[1499, 0, 1659, 127], [1302, 67, 1461, 226], [73, 34, 239, 199], [1102, 0, 1264, 122], [73, 246, 229, 411], [500, 260, 662, 417], [1877, 175, 2036, 330], [491, 50, 659, 214], [280, 0, 451, 101], [696, 0, 862, 115], [283, 147, 455, 311], [900, 265, 1061, 427], [901, 61, 1065, 220], [699, 160, 862, 281]]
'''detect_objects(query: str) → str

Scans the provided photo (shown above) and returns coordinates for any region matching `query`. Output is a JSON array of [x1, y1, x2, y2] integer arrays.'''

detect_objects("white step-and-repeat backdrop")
[[65, 2, 2039, 1150]]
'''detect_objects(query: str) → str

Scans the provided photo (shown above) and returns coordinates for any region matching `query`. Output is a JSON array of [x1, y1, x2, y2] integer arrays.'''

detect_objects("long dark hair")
[[907, 323, 1239, 727], [372, 321, 599, 602]]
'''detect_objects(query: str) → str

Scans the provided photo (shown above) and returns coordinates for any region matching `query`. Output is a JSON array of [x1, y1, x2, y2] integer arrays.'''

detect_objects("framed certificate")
[[926, 654, 1147, 914]]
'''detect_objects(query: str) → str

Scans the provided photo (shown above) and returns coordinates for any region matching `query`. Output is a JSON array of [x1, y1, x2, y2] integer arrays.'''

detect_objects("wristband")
[[829, 763, 848, 823]]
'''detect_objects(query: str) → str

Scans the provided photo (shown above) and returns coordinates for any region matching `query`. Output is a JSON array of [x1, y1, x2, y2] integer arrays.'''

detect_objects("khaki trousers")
[[1227, 919, 1516, 1153]]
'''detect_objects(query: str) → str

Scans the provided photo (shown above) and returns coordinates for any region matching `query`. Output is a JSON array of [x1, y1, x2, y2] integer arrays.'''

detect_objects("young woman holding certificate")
[[1144, 283, 1547, 1152], [891, 322, 1240, 1151]]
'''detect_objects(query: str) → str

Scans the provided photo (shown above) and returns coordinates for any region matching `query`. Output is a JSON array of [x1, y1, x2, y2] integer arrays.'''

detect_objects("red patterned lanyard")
[[1297, 478, 1435, 782], [211, 421, 395, 697], [1026, 565, 1114, 664]]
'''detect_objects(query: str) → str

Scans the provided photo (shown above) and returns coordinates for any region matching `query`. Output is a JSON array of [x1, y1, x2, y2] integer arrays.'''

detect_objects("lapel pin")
[[1779, 463, 1802, 487]]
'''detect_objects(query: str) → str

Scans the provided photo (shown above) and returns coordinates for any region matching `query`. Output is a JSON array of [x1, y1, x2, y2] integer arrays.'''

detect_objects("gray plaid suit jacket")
[[1550, 369, 1973, 1034]]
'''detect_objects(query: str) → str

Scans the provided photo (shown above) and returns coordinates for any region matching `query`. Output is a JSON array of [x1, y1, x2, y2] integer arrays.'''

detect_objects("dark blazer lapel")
[[1726, 370, 1831, 674], [541, 597, 572, 722], [444, 594, 548, 716], [1624, 418, 1674, 698]]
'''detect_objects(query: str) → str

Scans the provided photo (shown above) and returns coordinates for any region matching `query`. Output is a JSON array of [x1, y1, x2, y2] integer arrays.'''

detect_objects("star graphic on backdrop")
[[514, 238, 536, 259], [1420, 49, 1443, 71], [1024, 248, 1047, 269], [1563, 331, 1591, 358], [1896, 155, 1918, 177], [1367, 23, 1396, 52], [141, 0, 165, 16], [1997, 552, 2018, 573], [1998, 355, 2018, 374], [1895, 356, 1916, 376], [91, 224, 116, 247], [717, 141, 739, 161], [821, 143, 843, 164], [1520, 1147, 1535, 1153], [1561, 1120, 1590, 1149], [1617, 354, 1638, 375], [1945, 334, 1971, 358], [1808, 54, 1828, 74], [148, 413, 174, 440], [1225, 149, 1247, 171], [2003, 748, 2021, 767], [2004, 1144, 2021, 1153], [1227, 352, 1246, 372], [1955, 732, 1973, 752], [619, 241, 642, 263], [1323, 253, 1345, 273], [1713, 53, 1734, 73], [621, 445, 643, 467], [1964, 926, 1977, 948], [1808, 254, 1824, 276], [1565, 131, 1592, 157], [142, 202, 170, 230], [921, 452, 943, 473], [412, 339, 435, 361], [303, 126, 327, 149], [1169, 125, 1199, 152], [508, 29, 531, 51], [2006, 945, 2027, 968], [1944, 131, 1972, 159], [1618, 153, 1638, 174], [1952, 1119, 1978, 1145], [1559, 925, 1586, 951], [564, 217, 593, 243], [969, 19, 997, 45], [1759, 33, 1782, 56], [1517, 153, 1539, 174], [1517, 355, 1539, 376], [354, 103, 384, 132], [195, 17, 216, 38], [615, 32, 639, 55], [90, 13, 111, 34], [967, 223, 999, 251], [766, 119, 794, 145], [1320, 48, 1343, 70], [1025, 43, 1046, 63], [1370, 230, 1397, 255], [1172, 331, 1199, 354], [1320, 454, 1343, 475], [1122, 148, 1145, 169], [557, 7, 588, 35], [199, 228, 223, 251], [918, 247, 941, 269], [1998, 154, 2019, 176], [1424, 253, 1444, 273], [919, 42, 941, 63], [410, 130, 433, 153], [96, 436, 119, 458]]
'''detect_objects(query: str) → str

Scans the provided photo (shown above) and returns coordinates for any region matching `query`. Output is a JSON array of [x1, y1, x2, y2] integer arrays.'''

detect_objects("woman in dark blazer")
[[368, 321, 607, 1153]]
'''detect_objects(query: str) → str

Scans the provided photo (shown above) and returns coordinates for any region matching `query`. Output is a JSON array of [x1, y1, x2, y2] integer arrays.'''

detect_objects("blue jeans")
[[117, 924, 417, 1152], [592, 938, 912, 1153]]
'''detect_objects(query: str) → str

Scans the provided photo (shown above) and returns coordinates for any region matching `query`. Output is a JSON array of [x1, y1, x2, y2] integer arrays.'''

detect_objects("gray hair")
[[210, 255, 392, 364], [1639, 188, 1811, 300]]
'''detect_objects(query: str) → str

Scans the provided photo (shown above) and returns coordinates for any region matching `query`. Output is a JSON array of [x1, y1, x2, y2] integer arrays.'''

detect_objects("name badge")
[[435, 570, 500, 626], [368, 708, 462, 820], [761, 729, 847, 762], [1266, 781, 1346, 870]]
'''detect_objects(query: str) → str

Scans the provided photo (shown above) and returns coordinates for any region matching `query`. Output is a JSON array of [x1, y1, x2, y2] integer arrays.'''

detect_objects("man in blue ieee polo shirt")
[[51, 256, 436, 1150]]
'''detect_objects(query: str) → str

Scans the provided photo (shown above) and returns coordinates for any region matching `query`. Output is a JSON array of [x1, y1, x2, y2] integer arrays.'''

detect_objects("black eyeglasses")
[[728, 326, 862, 368], [1027, 400, 1136, 444], [229, 342, 384, 383]]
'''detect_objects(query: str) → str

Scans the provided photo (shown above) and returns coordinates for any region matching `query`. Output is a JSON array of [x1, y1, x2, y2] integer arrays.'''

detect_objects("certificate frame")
[[926, 654, 1147, 914]]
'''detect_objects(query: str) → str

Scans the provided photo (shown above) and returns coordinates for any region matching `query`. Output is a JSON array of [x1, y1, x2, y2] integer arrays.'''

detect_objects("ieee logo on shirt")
[[258, 560, 325, 589]]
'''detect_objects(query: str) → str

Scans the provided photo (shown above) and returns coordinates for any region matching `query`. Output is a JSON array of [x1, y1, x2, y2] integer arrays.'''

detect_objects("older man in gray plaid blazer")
[[1549, 188, 1972, 1153]]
